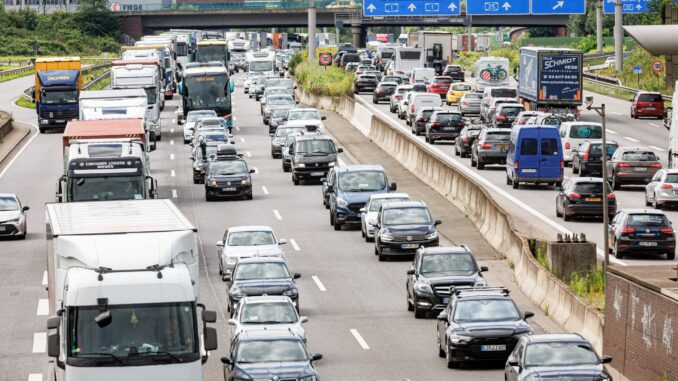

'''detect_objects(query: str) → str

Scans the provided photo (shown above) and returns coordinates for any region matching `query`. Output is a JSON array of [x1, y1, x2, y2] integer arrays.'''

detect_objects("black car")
[[410, 107, 439, 136], [204, 144, 255, 201], [191, 141, 220, 184], [454, 124, 484, 158], [220, 330, 322, 381], [372, 82, 398, 104], [493, 103, 525, 128], [290, 135, 342, 185], [442, 64, 465, 81], [471, 128, 511, 169], [572, 140, 619, 177], [406, 246, 488, 318], [354, 74, 379, 93], [608, 209, 675, 259], [373, 201, 441, 261], [556, 177, 617, 221], [436, 287, 534, 368], [425, 110, 465, 144], [505, 334, 612, 381], [227, 257, 301, 315], [268, 108, 290, 134]]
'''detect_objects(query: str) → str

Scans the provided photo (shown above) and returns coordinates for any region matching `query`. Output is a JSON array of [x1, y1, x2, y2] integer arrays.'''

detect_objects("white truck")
[[111, 60, 163, 134], [79, 89, 154, 140], [474, 56, 510, 90], [408, 31, 452, 74], [393, 47, 425, 77], [246, 51, 275, 76], [45, 199, 218, 381]]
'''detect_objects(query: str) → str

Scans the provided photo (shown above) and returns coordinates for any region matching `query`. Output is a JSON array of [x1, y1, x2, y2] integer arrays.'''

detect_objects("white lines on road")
[[311, 276, 326, 291], [170, 128, 175, 133], [261, 186, 269, 195], [170, 154, 175, 160], [606, 129, 617, 135], [611, 111, 622, 115], [36, 299, 48, 316], [235, 126, 240, 131], [624, 136, 640, 143], [350, 329, 370, 349], [246, 151, 252, 157], [649, 122, 661, 128], [289, 239, 300, 251], [172, 119, 176, 124], [172, 189, 178, 198], [233, 116, 237, 122], [32, 332, 46, 353], [273, 209, 282, 220], [170, 139, 174, 145], [42, 271, 47, 286], [28, 374, 42, 381], [338, 157, 346, 166], [0, 123, 39, 179], [240, 137, 246, 143], [650, 145, 666, 152], [171, 170, 176, 177]]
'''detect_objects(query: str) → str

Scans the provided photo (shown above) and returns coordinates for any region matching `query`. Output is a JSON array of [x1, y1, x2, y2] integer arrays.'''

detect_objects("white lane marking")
[[252, 167, 259, 173], [171, 170, 176, 177], [273, 209, 282, 220], [172, 118, 177, 123], [338, 157, 346, 166], [649, 122, 661, 128], [235, 126, 240, 131], [36, 299, 49, 316], [28, 374, 42, 381], [261, 186, 269, 195], [32, 332, 46, 353], [42, 271, 47, 286], [240, 137, 246, 143], [311, 276, 326, 291], [170, 128, 175, 133], [172, 189, 178, 198], [611, 111, 622, 115], [650, 145, 666, 152], [233, 116, 237, 122], [170, 154, 175, 160], [246, 151, 252, 157], [170, 140, 174, 145], [290, 239, 300, 251], [606, 129, 617, 135], [350, 329, 370, 349], [624, 136, 640, 143], [0, 123, 39, 179]]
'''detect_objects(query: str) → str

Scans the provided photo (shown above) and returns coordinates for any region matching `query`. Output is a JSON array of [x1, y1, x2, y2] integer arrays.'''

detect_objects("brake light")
[[607, 193, 616, 199], [567, 193, 581, 199], [660, 228, 674, 233], [458, 122, 465, 127], [497, 115, 506, 121], [621, 227, 636, 234], [617, 163, 631, 168], [661, 183, 673, 189], [481, 144, 492, 149], [560, 160, 564, 170], [650, 163, 662, 168], [463, 137, 469, 143], [411, 105, 415, 112], [565, 142, 571, 150], [431, 122, 441, 127], [514, 160, 519, 170]]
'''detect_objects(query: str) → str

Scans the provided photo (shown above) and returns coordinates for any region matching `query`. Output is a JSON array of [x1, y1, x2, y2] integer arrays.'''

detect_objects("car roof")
[[523, 333, 588, 344], [369, 193, 410, 200], [294, 134, 331, 142], [382, 200, 427, 210], [378, 82, 399, 86], [623, 209, 667, 215], [238, 329, 300, 341], [229, 225, 274, 233], [200, 117, 223, 122], [241, 295, 292, 305], [237, 256, 286, 264], [420, 245, 471, 255], [432, 110, 461, 114], [187, 110, 216, 115], [289, 108, 318, 112], [618, 146, 654, 152]]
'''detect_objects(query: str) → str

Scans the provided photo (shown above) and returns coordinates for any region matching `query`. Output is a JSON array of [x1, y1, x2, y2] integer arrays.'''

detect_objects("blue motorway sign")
[[531, 0, 585, 14], [603, 0, 651, 13], [467, 0, 529, 15], [363, 0, 461, 16]]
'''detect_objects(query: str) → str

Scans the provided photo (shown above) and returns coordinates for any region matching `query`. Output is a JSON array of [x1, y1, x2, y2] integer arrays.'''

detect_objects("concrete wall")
[[0, 111, 12, 140]]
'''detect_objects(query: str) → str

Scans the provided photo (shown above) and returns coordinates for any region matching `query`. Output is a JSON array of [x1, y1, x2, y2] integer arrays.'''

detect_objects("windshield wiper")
[[78, 352, 128, 365], [144, 351, 184, 363], [246, 320, 286, 324]]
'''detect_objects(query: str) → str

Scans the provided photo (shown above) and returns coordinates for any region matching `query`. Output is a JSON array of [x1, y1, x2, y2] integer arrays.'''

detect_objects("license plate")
[[480, 345, 506, 352], [311, 172, 324, 176], [222, 187, 236, 191], [401, 243, 419, 249], [496, 144, 508, 149], [639, 241, 657, 246], [443, 127, 454, 131], [55, 119, 66, 123], [586, 198, 601, 202], [634, 167, 647, 172], [522, 169, 537, 173]]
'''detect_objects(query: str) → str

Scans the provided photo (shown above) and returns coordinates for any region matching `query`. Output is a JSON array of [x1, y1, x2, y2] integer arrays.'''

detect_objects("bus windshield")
[[197, 45, 227, 64], [185, 74, 230, 110]]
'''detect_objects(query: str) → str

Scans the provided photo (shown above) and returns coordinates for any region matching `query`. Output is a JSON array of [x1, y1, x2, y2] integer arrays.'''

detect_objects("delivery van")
[[506, 125, 563, 189]]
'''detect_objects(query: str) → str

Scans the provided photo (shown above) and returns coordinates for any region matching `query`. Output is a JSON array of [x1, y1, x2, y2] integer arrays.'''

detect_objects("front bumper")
[[448, 338, 517, 363], [0, 220, 25, 236], [293, 168, 330, 180], [378, 238, 439, 256], [206, 184, 252, 198], [38, 118, 69, 128], [413, 290, 450, 312], [335, 206, 362, 225]]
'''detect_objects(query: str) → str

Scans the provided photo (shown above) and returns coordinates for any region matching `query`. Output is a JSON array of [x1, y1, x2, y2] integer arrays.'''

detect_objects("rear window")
[[666, 174, 678, 183], [491, 88, 517, 98], [413, 84, 428, 92], [541, 138, 559, 156], [434, 77, 452, 84], [573, 182, 604, 194], [343, 54, 360, 62], [589, 144, 618, 156], [447, 66, 462, 72], [397, 87, 412, 94], [486, 131, 510, 141], [360, 75, 377, 81], [465, 93, 482, 99], [421, 110, 436, 117], [520, 138, 538, 155], [627, 214, 669, 226], [500, 107, 524, 116], [638, 93, 663, 102], [569, 125, 602, 139], [621, 151, 657, 161], [380, 84, 397, 89], [434, 113, 462, 122], [452, 84, 472, 91]]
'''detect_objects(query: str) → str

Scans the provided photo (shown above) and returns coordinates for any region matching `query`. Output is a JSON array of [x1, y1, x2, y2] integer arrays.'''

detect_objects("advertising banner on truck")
[[537, 53, 582, 102]]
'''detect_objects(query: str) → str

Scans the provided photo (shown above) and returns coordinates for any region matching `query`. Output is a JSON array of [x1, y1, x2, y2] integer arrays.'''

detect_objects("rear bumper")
[[206, 184, 252, 198], [429, 131, 460, 140], [478, 152, 507, 164], [617, 237, 675, 254], [564, 203, 617, 216], [615, 172, 654, 184]]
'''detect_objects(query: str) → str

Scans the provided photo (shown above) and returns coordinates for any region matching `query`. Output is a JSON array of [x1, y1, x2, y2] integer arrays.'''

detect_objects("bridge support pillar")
[[351, 25, 366, 48], [120, 16, 143, 41]]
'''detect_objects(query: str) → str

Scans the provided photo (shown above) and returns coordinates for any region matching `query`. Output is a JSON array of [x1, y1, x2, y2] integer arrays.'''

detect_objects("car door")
[[517, 132, 539, 180], [647, 170, 664, 200], [328, 170, 338, 210], [407, 252, 421, 299], [539, 131, 562, 180], [609, 211, 624, 247], [505, 340, 525, 381]]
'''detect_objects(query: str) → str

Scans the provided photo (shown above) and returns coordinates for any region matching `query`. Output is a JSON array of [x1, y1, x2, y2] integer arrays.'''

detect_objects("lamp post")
[[585, 96, 610, 279]]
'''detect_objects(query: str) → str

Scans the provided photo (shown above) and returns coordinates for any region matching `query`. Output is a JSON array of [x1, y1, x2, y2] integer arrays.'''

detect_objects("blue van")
[[506, 125, 563, 189]]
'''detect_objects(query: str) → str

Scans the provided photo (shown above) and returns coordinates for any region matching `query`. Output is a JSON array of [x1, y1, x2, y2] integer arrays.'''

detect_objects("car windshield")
[[627, 214, 669, 226], [569, 125, 602, 139], [524, 342, 599, 367], [236, 339, 307, 363], [434, 113, 462, 123], [383, 207, 431, 225], [268, 96, 294, 105], [234, 262, 290, 280], [0, 197, 19, 211], [621, 151, 657, 161], [42, 89, 78, 104], [208, 160, 247, 175], [296, 140, 336, 155], [188, 111, 217, 122], [240, 303, 297, 324], [271, 109, 289, 118], [369, 197, 410, 212], [338, 171, 387, 192], [452, 84, 471, 91], [228, 231, 276, 246], [421, 253, 476, 274], [276, 127, 305, 137], [454, 299, 521, 321], [288, 110, 320, 120], [573, 182, 604, 194]]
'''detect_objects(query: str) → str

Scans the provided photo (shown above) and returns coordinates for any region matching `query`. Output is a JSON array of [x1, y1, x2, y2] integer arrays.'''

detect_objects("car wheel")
[[424, 135, 429, 143], [556, 202, 562, 217], [612, 175, 620, 190], [512, 177, 519, 190], [413, 300, 426, 319], [580, 167, 588, 177], [653, 195, 661, 209], [563, 207, 571, 221], [246, 193, 253, 200], [430, 138, 435, 145], [361, 225, 366, 237], [477, 159, 485, 170], [437, 331, 445, 357], [378, 249, 386, 262], [333, 217, 341, 231], [668, 250, 675, 260], [205, 191, 213, 202], [330, 211, 335, 226], [506, 174, 512, 185], [454, 145, 460, 156], [470, 154, 477, 167], [407, 295, 414, 311], [293, 176, 300, 185], [614, 242, 624, 259], [572, 161, 579, 174]]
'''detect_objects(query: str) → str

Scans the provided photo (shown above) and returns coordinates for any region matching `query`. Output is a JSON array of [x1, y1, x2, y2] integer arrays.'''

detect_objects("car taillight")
[[461, 101, 468, 106], [497, 115, 506, 121], [660, 228, 674, 233], [431, 122, 441, 127], [411, 105, 415, 112], [617, 163, 631, 168], [661, 183, 673, 189], [567, 193, 581, 199], [481, 143, 492, 149], [458, 122, 465, 127], [565, 142, 570, 149], [560, 160, 564, 170], [607, 193, 616, 199], [650, 163, 662, 168], [583, 150, 589, 160], [514, 160, 519, 170], [621, 227, 636, 234], [463, 137, 469, 143]]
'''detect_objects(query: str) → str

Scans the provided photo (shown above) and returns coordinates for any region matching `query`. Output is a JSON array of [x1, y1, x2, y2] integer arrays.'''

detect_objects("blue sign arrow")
[[467, 0, 529, 15], [603, 0, 650, 13], [531, 0, 585, 14], [363, 0, 461, 17]]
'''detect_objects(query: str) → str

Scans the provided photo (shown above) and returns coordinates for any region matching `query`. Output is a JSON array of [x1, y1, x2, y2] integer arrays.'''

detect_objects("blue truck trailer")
[[34, 57, 82, 133]]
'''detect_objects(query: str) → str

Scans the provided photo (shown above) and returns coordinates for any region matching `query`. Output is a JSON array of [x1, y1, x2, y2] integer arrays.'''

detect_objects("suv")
[[471, 128, 511, 170], [482, 98, 516, 122], [204, 144, 255, 201], [373, 82, 398, 104], [607, 147, 662, 190], [227, 257, 301, 314], [427, 76, 453, 98], [228, 296, 308, 342], [436, 287, 534, 368], [410, 106, 440, 135], [220, 330, 322, 381], [373, 201, 441, 261], [354, 74, 379, 93], [290, 135, 342, 185], [555, 177, 617, 221], [454, 124, 484, 158], [324, 165, 397, 231], [425, 110, 465, 144], [493, 103, 525, 128], [442, 64, 465, 81], [406, 246, 488, 318], [572, 140, 619, 177], [191, 141, 220, 183], [216, 226, 287, 281]]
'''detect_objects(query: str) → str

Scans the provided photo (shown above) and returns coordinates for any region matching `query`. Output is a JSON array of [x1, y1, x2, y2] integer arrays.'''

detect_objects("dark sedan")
[[609, 209, 675, 260], [572, 140, 619, 177], [354, 74, 379, 94], [373, 201, 441, 261], [556, 177, 616, 221], [454, 125, 484, 158], [425, 110, 465, 144], [471, 128, 511, 169], [372, 82, 398, 104]]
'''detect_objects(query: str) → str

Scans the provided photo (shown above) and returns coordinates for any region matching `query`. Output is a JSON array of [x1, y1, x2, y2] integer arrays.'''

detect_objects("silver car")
[[262, 94, 296, 124], [216, 226, 287, 281], [0, 194, 29, 239], [270, 125, 306, 158], [182, 110, 217, 144], [360, 193, 412, 242], [228, 296, 308, 342], [458, 92, 482, 116], [645, 169, 678, 209]]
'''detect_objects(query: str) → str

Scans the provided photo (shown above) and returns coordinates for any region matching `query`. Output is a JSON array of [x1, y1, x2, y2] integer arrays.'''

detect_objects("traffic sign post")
[[363, 0, 461, 17], [319, 53, 332, 67], [633, 65, 642, 88], [467, 0, 529, 15], [603, 0, 651, 13], [531, 0, 585, 14]]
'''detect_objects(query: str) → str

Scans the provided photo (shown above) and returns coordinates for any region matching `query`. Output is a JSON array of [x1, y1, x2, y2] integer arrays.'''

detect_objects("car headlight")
[[416, 282, 432, 293], [295, 163, 306, 168], [425, 231, 438, 240], [449, 333, 472, 344], [241, 178, 251, 185], [336, 197, 348, 207], [380, 232, 393, 241], [299, 376, 317, 381], [283, 287, 298, 297], [230, 287, 245, 299], [474, 278, 487, 287], [328, 161, 336, 167], [209, 179, 217, 187], [226, 256, 237, 264]]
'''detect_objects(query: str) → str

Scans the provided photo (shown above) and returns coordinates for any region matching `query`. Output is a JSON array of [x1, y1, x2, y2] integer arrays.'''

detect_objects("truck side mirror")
[[203, 327, 218, 352], [47, 316, 61, 358], [202, 310, 217, 323]]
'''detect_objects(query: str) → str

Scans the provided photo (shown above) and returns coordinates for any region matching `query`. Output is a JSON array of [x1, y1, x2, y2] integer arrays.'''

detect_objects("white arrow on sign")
[[408, 3, 416, 11], [502, 1, 511, 10], [448, 2, 457, 10], [552, 0, 564, 9], [636, 4, 642, 9], [367, 3, 376, 12]]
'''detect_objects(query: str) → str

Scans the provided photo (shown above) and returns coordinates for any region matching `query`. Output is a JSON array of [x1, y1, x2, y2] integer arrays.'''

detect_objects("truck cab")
[[34, 57, 82, 133], [111, 61, 163, 138]]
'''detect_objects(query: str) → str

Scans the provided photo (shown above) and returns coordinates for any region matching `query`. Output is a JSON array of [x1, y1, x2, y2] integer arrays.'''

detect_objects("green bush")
[[570, 268, 605, 311], [295, 61, 353, 97], [288, 53, 304, 76], [597, 46, 673, 94]]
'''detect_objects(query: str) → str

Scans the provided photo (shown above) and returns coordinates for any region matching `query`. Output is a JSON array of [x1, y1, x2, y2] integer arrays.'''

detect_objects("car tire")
[[477, 160, 484, 170], [653, 196, 661, 210], [580, 167, 588, 177], [413, 301, 426, 319], [470, 154, 477, 167], [454, 145, 459, 156], [361, 226, 365, 237], [512, 177, 519, 190], [293, 176, 300, 185], [614, 242, 624, 259], [205, 191, 212, 202], [183, 138, 190, 144], [246, 193, 253, 200], [612, 175, 620, 190], [645, 193, 651, 206], [156, 134, 162, 141], [572, 161, 579, 174], [506, 174, 512, 186], [430, 138, 435, 145], [446, 347, 458, 369], [437, 333, 445, 358], [556, 203, 562, 217], [668, 250, 675, 260], [378, 249, 386, 262], [333, 217, 341, 231], [39, 126, 46, 133], [330, 212, 335, 226], [424, 135, 429, 143], [563, 208, 571, 221]]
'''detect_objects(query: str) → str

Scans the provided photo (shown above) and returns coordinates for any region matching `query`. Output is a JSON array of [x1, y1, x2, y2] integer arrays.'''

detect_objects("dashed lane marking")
[[240, 137, 245, 143], [36, 299, 48, 316], [170, 154, 175, 160], [606, 129, 617, 135], [32, 332, 46, 353], [624, 136, 640, 143], [172, 189, 178, 198], [350, 329, 370, 349], [650, 145, 665, 152], [261, 186, 269, 195], [246, 151, 252, 157], [273, 210, 282, 220], [649, 122, 661, 128], [28, 374, 42, 381], [312, 276, 326, 291], [290, 239, 300, 251], [42, 271, 47, 286], [170, 140, 174, 145], [171, 170, 176, 177]]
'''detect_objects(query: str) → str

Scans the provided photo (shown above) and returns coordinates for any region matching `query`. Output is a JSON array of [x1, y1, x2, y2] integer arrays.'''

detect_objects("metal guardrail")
[[0, 66, 33, 79], [583, 72, 673, 102], [22, 63, 112, 102], [0, 59, 115, 80], [583, 51, 615, 61]]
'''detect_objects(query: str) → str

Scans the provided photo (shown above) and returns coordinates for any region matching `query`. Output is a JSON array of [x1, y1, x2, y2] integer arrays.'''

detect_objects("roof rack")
[[453, 286, 510, 297]]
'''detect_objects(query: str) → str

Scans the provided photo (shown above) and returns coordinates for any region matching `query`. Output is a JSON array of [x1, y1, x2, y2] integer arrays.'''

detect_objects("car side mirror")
[[249, 169, 256, 174], [293, 273, 302, 279], [321, 116, 327, 120], [406, 269, 415, 275], [22, 206, 30, 211], [310, 352, 323, 362], [220, 356, 232, 365], [507, 359, 520, 367], [523, 311, 535, 319], [216, 240, 224, 247], [227, 318, 237, 326], [278, 239, 288, 245], [602, 355, 613, 364], [389, 182, 397, 191], [203, 326, 218, 352], [480, 266, 489, 272], [359, 207, 366, 213], [434, 220, 442, 226], [299, 316, 309, 324], [202, 310, 217, 323], [337, 147, 344, 153], [437, 311, 448, 321]]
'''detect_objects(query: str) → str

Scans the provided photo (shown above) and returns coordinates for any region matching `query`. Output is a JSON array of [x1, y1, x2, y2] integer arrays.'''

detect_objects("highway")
[[0, 70, 565, 381]]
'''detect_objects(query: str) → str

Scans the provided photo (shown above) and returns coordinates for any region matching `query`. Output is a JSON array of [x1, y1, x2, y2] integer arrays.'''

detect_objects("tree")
[[568, 0, 669, 37], [74, 0, 119, 37]]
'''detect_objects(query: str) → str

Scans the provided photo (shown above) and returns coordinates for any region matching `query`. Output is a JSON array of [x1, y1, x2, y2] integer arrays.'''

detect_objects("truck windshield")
[[42, 90, 78, 104], [69, 175, 144, 201], [185, 74, 230, 110], [197, 45, 226, 63], [250, 61, 273, 72], [67, 302, 199, 366], [144, 87, 157, 105]]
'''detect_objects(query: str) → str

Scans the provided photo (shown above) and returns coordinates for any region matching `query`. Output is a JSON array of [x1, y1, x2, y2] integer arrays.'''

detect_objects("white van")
[[406, 93, 442, 123], [559, 122, 603, 164], [411, 68, 436, 84]]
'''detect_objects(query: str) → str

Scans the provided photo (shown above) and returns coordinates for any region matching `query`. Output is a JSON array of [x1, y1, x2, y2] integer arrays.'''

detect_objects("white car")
[[604, 56, 615, 68], [360, 193, 411, 241], [645, 169, 678, 209], [285, 108, 326, 131], [216, 226, 287, 281], [243, 73, 262, 94], [228, 296, 308, 342], [182, 110, 217, 144], [0, 193, 29, 239]]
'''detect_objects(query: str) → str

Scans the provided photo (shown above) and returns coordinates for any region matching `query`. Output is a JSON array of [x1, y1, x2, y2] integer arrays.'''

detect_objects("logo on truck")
[[46, 75, 71, 81]]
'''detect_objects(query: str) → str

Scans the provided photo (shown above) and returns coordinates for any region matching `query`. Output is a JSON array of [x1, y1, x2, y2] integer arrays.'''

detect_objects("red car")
[[427, 76, 453, 98], [631, 92, 664, 119]]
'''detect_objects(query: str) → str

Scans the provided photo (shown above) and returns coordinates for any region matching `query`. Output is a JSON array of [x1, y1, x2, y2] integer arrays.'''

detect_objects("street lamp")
[[585, 96, 610, 279]]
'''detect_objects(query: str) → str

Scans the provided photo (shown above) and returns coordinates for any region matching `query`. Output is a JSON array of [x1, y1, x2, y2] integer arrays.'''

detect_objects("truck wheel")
[[39, 126, 46, 133]]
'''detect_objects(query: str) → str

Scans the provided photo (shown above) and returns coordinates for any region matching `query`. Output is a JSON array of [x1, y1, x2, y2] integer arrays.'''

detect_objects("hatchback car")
[[555, 177, 617, 221], [493, 103, 525, 128], [459, 92, 483, 116], [406, 245, 488, 318], [425, 110, 465, 144], [354, 74, 379, 93], [0, 194, 28, 239], [505, 334, 612, 381], [454, 124, 484, 158], [228, 296, 308, 342], [204, 145, 255, 201], [182, 110, 217, 144], [216, 226, 287, 281], [608, 209, 675, 259], [471, 128, 511, 169], [428, 76, 453, 98], [268, 108, 289, 134], [645, 169, 678, 209], [631, 92, 664, 119], [360, 193, 412, 242], [373, 201, 441, 261], [372, 81, 398, 104], [607, 147, 662, 190], [410, 106, 441, 135], [446, 82, 473, 105], [483, 98, 517, 122], [572, 140, 619, 177]]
